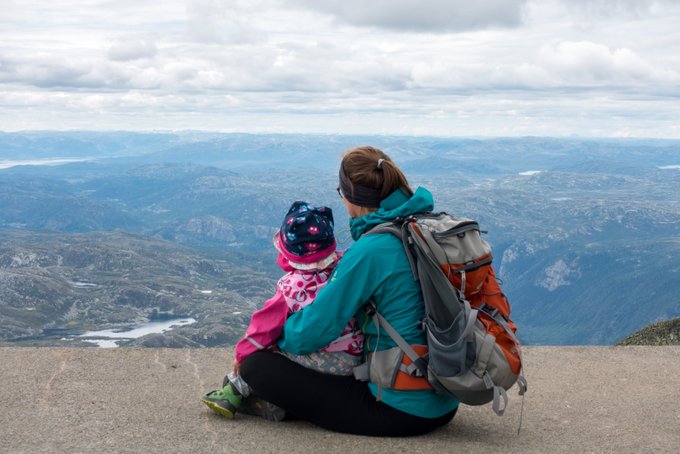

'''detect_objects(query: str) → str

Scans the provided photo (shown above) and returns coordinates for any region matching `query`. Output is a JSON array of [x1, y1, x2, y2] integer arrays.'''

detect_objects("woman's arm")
[[279, 242, 386, 355], [234, 289, 289, 363]]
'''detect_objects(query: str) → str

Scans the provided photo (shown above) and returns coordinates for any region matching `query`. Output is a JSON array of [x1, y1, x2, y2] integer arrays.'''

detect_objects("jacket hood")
[[349, 186, 434, 240]]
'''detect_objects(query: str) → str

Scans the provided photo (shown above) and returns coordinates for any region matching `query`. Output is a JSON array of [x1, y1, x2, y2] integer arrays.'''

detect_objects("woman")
[[239, 146, 458, 436]]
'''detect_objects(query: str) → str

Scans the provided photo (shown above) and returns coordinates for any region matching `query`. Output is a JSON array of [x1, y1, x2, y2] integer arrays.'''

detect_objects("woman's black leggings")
[[239, 351, 456, 437]]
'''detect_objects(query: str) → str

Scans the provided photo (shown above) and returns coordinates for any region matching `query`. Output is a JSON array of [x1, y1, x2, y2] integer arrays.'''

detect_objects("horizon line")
[[2, 130, 680, 141]]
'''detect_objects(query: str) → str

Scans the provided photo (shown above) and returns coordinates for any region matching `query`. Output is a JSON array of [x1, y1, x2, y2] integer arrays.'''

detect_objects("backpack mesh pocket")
[[425, 311, 476, 377]]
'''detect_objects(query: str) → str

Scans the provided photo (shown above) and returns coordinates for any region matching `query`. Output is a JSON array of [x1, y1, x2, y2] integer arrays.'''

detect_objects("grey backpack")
[[354, 212, 527, 416]]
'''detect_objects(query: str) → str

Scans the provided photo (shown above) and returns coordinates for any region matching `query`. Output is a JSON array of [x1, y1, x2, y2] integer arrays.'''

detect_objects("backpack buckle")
[[478, 303, 499, 318], [364, 301, 377, 317]]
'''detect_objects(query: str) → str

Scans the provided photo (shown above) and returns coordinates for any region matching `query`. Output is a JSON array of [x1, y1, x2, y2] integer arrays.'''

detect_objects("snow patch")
[[539, 259, 580, 291], [502, 248, 518, 264], [10, 253, 39, 267]]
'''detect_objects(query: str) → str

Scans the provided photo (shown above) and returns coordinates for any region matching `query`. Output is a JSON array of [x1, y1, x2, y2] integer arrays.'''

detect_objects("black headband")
[[338, 165, 383, 208]]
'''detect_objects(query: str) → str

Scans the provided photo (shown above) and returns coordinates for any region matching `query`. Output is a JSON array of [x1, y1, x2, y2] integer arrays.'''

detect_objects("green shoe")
[[202, 384, 242, 419]]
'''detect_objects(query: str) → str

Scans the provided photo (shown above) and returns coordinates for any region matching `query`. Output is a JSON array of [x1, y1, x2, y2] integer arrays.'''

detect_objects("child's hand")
[[232, 360, 240, 374]]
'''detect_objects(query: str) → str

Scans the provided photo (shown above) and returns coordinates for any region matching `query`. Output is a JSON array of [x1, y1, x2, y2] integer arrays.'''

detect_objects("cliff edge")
[[1, 346, 678, 453]]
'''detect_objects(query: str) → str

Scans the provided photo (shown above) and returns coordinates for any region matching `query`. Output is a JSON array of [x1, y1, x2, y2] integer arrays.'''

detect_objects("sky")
[[1, 0, 680, 137]]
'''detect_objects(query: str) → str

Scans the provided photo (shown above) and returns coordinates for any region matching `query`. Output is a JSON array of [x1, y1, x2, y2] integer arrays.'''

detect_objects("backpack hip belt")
[[354, 344, 433, 392]]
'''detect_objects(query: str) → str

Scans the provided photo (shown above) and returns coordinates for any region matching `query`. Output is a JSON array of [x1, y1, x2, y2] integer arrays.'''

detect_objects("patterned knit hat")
[[276, 201, 336, 265]]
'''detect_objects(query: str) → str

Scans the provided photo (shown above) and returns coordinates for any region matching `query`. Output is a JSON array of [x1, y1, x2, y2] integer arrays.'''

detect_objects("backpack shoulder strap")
[[363, 219, 419, 281], [365, 222, 402, 237]]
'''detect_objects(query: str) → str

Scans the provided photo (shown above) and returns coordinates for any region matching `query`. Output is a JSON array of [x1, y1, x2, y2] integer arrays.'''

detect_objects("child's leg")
[[201, 376, 244, 419], [225, 372, 251, 397], [223, 373, 286, 421]]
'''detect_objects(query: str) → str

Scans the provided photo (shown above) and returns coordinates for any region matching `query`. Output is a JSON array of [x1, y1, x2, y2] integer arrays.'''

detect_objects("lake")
[[75, 318, 197, 348]]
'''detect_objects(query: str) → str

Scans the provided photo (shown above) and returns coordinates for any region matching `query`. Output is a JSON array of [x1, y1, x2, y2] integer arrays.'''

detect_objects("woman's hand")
[[232, 360, 240, 374]]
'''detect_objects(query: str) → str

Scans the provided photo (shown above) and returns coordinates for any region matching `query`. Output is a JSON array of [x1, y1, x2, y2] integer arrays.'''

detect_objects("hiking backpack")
[[356, 212, 527, 416]]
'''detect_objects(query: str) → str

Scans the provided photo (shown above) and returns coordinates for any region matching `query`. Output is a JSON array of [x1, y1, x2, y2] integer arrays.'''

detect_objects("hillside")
[[616, 317, 680, 345], [0, 230, 275, 347]]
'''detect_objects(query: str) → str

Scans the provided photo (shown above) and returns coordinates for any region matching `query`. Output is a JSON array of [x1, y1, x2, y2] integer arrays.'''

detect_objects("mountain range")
[[1, 132, 679, 345]]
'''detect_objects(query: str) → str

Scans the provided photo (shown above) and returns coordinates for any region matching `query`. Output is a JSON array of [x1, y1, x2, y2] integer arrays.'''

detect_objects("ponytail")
[[339, 146, 413, 208]]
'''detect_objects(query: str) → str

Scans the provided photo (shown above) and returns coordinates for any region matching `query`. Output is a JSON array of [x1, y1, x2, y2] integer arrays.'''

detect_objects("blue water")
[[75, 318, 196, 348]]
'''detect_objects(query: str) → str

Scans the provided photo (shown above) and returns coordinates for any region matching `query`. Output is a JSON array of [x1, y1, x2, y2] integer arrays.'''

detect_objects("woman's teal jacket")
[[279, 187, 459, 418]]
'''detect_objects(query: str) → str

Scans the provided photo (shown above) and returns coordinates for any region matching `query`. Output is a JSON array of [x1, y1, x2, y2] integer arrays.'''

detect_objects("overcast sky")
[[1, 0, 679, 137]]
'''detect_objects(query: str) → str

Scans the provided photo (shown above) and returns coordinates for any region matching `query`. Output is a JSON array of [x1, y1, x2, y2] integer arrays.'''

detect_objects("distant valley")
[[1, 132, 679, 345], [0, 230, 273, 348]]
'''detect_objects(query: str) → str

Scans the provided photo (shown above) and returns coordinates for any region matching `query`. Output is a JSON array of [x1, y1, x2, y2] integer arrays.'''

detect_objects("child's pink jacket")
[[234, 251, 363, 363]]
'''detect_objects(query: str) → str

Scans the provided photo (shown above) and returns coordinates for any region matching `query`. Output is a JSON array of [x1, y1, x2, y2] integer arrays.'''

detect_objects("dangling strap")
[[483, 372, 509, 416], [517, 381, 526, 435]]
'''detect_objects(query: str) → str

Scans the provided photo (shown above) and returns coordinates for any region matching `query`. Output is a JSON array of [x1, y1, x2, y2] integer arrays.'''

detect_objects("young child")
[[202, 201, 364, 419]]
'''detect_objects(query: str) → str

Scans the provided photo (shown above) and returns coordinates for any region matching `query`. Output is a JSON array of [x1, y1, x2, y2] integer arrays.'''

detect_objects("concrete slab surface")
[[1, 346, 678, 453]]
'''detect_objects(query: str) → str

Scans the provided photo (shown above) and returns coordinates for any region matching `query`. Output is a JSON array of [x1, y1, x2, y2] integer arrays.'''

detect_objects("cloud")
[[556, 0, 674, 20], [291, 0, 529, 32], [108, 38, 158, 61], [0, 0, 679, 136], [0, 54, 89, 88], [538, 41, 679, 85], [185, 0, 264, 44], [0, 51, 164, 91], [408, 60, 553, 91]]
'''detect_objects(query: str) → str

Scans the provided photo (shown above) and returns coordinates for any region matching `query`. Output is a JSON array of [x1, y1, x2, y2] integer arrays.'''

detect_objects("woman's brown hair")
[[340, 146, 413, 203]]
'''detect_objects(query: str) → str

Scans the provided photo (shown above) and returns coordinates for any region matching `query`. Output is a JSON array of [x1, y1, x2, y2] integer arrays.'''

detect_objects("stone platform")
[[1, 346, 678, 453]]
